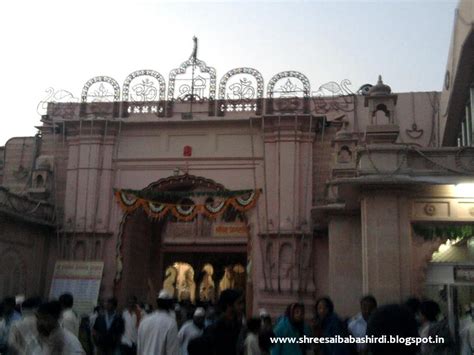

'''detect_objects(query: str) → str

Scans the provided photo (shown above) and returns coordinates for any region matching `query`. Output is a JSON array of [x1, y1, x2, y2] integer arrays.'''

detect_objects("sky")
[[0, 0, 458, 145]]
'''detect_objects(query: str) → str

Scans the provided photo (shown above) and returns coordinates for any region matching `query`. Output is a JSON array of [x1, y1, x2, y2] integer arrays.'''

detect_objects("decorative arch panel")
[[266, 71, 311, 114], [81, 76, 120, 103], [122, 70, 166, 117], [218, 67, 264, 115], [167, 58, 216, 117]]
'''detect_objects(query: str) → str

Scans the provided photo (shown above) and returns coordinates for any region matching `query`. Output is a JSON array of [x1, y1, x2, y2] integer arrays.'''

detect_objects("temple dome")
[[368, 75, 392, 96]]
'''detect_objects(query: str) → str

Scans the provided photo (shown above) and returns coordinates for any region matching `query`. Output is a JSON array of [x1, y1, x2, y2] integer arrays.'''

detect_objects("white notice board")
[[49, 261, 104, 316]]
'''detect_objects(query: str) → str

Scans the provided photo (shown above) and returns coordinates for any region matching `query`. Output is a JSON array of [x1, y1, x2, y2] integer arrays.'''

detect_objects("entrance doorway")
[[425, 237, 474, 347], [161, 250, 247, 305], [114, 174, 252, 309]]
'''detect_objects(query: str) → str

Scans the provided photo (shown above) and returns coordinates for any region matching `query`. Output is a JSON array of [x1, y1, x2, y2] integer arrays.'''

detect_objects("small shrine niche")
[[373, 104, 391, 125], [337, 146, 352, 164], [364, 75, 399, 144], [331, 117, 358, 178], [28, 155, 54, 199]]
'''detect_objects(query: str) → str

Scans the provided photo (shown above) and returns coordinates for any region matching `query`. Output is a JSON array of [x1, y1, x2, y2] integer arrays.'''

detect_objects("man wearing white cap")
[[137, 290, 179, 355], [178, 307, 205, 355]]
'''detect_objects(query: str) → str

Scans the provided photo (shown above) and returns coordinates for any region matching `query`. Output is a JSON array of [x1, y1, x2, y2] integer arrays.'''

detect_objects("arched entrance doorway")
[[114, 174, 249, 308]]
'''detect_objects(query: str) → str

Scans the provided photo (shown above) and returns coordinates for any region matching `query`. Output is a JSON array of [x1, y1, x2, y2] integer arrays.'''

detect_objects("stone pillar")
[[64, 122, 116, 235], [328, 215, 362, 317], [262, 116, 313, 231], [254, 115, 316, 318], [361, 192, 412, 304]]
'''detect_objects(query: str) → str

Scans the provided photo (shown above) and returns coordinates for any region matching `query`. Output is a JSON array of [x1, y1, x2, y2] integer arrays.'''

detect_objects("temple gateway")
[[1, 0, 474, 333]]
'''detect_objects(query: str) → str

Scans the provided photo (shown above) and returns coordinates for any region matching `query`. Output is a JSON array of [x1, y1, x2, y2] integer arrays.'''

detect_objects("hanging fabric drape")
[[114, 189, 262, 221]]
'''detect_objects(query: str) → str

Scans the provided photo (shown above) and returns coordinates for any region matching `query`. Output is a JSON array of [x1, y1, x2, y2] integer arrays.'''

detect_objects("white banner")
[[49, 261, 104, 316]]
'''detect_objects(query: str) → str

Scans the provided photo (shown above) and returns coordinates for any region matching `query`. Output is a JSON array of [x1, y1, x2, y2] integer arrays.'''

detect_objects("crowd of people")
[[0, 290, 468, 354]]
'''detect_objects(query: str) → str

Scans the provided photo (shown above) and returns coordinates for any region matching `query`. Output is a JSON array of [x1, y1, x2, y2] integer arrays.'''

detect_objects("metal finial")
[[190, 36, 198, 61]]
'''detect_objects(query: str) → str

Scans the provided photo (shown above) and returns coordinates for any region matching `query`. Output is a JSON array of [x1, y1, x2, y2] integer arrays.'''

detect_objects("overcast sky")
[[0, 0, 458, 145]]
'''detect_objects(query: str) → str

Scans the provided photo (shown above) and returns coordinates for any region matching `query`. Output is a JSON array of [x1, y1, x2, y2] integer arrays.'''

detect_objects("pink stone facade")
[[0, 86, 472, 319], [1, 1, 474, 318]]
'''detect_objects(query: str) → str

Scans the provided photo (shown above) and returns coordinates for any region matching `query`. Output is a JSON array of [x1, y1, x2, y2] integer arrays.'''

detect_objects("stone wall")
[[2, 137, 37, 193], [0, 214, 53, 299]]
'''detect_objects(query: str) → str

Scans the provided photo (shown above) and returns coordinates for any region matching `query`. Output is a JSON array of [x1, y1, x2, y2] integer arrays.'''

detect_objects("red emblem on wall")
[[183, 145, 192, 157]]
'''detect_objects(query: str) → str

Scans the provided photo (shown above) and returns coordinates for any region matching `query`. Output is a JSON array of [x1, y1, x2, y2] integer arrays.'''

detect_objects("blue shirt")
[[105, 312, 116, 331], [0, 311, 22, 346]]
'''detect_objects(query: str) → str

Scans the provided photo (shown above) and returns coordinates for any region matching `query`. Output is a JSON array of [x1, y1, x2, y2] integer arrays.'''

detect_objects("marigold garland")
[[142, 201, 169, 219], [114, 189, 261, 221], [413, 223, 474, 240]]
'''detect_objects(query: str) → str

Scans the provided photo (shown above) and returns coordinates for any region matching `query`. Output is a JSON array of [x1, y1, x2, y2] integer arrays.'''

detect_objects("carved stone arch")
[[279, 242, 294, 277], [265, 240, 276, 291], [74, 240, 87, 261], [167, 59, 216, 101], [279, 242, 294, 291], [267, 71, 310, 98], [297, 237, 316, 293], [0, 248, 27, 297], [218, 68, 264, 100], [81, 76, 121, 102], [94, 240, 102, 260], [122, 70, 166, 102], [266, 241, 275, 273]]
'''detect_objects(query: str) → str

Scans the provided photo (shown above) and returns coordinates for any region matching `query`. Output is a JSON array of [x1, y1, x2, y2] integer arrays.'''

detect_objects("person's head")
[[206, 306, 216, 320], [367, 304, 419, 355], [259, 308, 272, 328], [217, 289, 244, 320], [315, 297, 334, 321], [286, 303, 305, 324], [59, 293, 74, 310], [174, 303, 182, 317], [156, 290, 174, 311], [3, 297, 16, 316], [247, 317, 261, 334], [127, 296, 137, 310], [193, 307, 205, 329], [36, 301, 62, 337], [105, 297, 118, 313], [419, 300, 440, 324], [22, 297, 42, 312], [360, 295, 377, 321], [404, 297, 421, 316]]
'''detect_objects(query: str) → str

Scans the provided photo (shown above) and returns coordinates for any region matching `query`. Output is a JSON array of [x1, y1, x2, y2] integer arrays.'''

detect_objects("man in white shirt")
[[8, 297, 41, 355], [32, 301, 85, 354], [137, 290, 178, 355], [0, 297, 22, 353], [59, 293, 80, 337], [178, 307, 205, 355], [348, 295, 377, 354], [121, 296, 143, 354], [244, 317, 262, 355]]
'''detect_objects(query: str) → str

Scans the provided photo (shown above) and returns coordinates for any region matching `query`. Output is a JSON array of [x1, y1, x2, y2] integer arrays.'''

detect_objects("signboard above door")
[[212, 223, 248, 238]]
